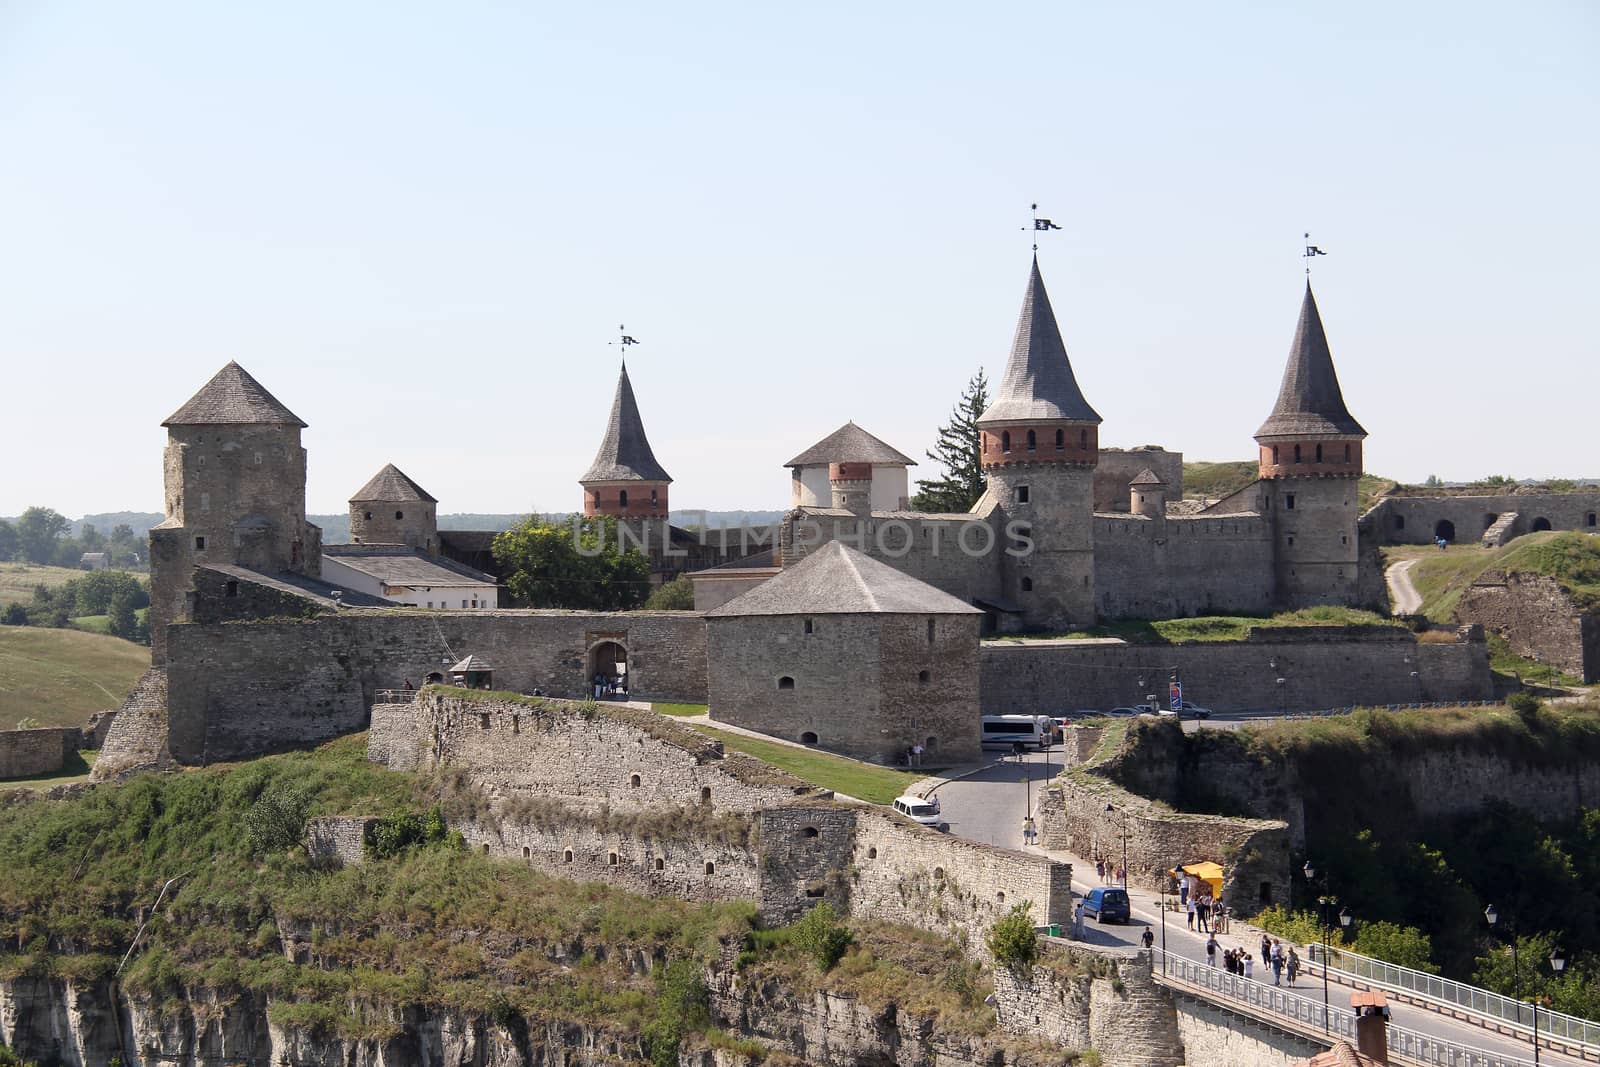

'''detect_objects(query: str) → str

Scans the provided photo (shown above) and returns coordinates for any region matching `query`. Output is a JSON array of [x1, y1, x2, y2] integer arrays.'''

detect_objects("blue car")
[[1083, 886, 1131, 924]]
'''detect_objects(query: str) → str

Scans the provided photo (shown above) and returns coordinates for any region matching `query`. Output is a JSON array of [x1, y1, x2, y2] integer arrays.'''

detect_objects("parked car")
[[1105, 707, 1143, 718], [1082, 886, 1131, 924], [891, 795, 948, 832], [1158, 701, 1214, 720]]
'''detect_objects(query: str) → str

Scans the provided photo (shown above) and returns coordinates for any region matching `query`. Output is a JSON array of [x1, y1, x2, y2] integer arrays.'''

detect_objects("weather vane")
[[1303, 233, 1327, 277], [610, 324, 640, 363], [1024, 203, 1062, 253]]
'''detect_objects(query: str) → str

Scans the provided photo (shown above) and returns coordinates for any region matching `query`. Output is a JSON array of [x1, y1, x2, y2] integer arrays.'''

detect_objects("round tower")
[[580, 362, 671, 521], [1254, 283, 1367, 607], [1129, 469, 1167, 519], [829, 462, 873, 515], [350, 464, 438, 553], [976, 257, 1102, 629], [149, 362, 316, 664]]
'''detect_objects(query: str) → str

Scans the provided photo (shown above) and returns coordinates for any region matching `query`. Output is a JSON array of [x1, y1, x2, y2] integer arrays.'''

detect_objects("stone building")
[[706, 541, 983, 765], [786, 422, 916, 512], [349, 463, 437, 552]]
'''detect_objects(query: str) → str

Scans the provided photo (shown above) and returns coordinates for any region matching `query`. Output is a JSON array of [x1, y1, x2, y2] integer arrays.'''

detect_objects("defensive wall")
[[163, 570, 708, 763], [778, 507, 1004, 611], [1092, 446, 1184, 512], [369, 691, 1073, 950], [1366, 491, 1600, 545], [0, 728, 80, 780], [1094, 511, 1276, 619], [980, 625, 1491, 715], [1457, 570, 1598, 683]]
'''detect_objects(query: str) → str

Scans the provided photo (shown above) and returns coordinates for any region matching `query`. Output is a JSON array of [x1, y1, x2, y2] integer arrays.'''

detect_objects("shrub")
[[1508, 691, 1540, 721], [790, 902, 853, 971], [644, 958, 710, 1067], [643, 575, 695, 611], [986, 902, 1038, 969], [245, 781, 312, 855], [368, 805, 451, 859], [1352, 920, 1438, 973]]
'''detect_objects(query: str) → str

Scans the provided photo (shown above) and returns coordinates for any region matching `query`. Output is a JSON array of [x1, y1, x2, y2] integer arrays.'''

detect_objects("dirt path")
[[1386, 557, 1423, 615]]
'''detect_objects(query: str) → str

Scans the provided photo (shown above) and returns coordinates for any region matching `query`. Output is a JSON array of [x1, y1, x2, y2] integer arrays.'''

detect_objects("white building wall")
[[319, 556, 386, 599], [792, 465, 910, 511], [319, 557, 496, 609]]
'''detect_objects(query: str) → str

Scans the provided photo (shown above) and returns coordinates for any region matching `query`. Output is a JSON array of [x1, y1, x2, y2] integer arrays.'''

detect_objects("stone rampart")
[[1172, 995, 1325, 1067], [980, 627, 1491, 715], [165, 607, 708, 764], [1366, 491, 1600, 545], [0, 728, 78, 780], [993, 945, 1186, 1067], [306, 816, 376, 868], [1094, 512, 1276, 620], [89, 668, 171, 781], [1457, 571, 1598, 683], [1038, 771, 1291, 916]]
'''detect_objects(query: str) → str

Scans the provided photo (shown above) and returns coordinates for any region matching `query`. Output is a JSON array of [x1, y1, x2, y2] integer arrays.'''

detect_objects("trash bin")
[[1048, 924, 1061, 938]]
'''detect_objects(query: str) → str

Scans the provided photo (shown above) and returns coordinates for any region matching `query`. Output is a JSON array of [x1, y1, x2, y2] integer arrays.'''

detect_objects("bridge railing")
[[1157, 951, 1535, 1067], [1311, 942, 1600, 1054]]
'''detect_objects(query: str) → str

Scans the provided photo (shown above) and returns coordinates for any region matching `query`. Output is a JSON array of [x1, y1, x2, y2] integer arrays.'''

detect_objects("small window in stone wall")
[[1294, 444, 1302, 463], [1396, 515, 1406, 530], [918, 670, 931, 685], [1021, 576, 1033, 592], [522, 846, 530, 861], [996, 891, 1006, 903], [608, 852, 619, 866], [479, 713, 490, 729], [194, 536, 206, 550], [396, 510, 404, 520], [1055, 429, 1064, 450], [630, 773, 641, 788], [563, 849, 573, 863], [481, 844, 489, 854], [705, 861, 715, 875], [867, 847, 878, 859], [1315, 443, 1323, 463], [1026, 430, 1036, 451], [655, 857, 665, 871], [365, 511, 373, 520], [225, 580, 238, 597], [512, 715, 519, 734], [778, 676, 795, 690], [933, 867, 945, 881], [1079, 428, 1087, 449], [927, 619, 935, 643], [1016, 485, 1030, 504], [1344, 443, 1352, 463], [1001, 431, 1011, 453], [805, 885, 826, 898], [1272, 446, 1280, 465], [802, 826, 820, 838], [804, 618, 814, 635], [1286, 494, 1296, 510], [800, 730, 818, 744], [700, 787, 712, 804], [1590, 513, 1597, 527]]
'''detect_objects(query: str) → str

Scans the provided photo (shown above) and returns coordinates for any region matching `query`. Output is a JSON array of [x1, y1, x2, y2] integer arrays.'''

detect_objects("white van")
[[980, 714, 1055, 750], [892, 794, 948, 832]]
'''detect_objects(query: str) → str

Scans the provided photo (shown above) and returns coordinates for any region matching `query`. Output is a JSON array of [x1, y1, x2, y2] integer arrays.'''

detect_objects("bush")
[[244, 781, 312, 855], [986, 903, 1038, 969], [1508, 691, 1540, 721], [790, 902, 853, 971], [643, 576, 695, 611], [1352, 920, 1438, 973], [1254, 906, 1332, 947], [367, 805, 451, 859], [644, 958, 710, 1067]]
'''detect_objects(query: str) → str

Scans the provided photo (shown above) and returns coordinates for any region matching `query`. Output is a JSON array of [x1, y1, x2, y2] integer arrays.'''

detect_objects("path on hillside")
[[1386, 557, 1423, 615], [933, 751, 1588, 1066]]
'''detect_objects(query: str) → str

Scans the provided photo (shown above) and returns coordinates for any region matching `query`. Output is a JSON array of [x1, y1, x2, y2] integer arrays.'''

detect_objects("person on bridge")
[[1271, 939, 1285, 985], [1286, 946, 1300, 985], [1206, 935, 1219, 966], [1141, 926, 1154, 950]]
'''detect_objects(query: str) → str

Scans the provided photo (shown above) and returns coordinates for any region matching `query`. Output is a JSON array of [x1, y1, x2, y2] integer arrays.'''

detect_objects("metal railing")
[[1157, 951, 1535, 1067], [1311, 942, 1600, 1055], [373, 689, 417, 704]]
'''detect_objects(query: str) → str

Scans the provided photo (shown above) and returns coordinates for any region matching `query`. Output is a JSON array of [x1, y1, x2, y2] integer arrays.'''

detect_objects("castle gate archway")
[[1434, 519, 1456, 542], [1531, 516, 1552, 532], [586, 638, 629, 699]]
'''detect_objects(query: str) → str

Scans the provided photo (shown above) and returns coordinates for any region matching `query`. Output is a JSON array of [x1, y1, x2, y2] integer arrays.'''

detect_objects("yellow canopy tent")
[[1175, 861, 1224, 900]]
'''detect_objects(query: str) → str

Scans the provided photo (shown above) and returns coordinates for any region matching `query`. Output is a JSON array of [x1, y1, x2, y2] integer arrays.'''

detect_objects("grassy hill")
[[0, 627, 149, 729], [1181, 462, 1396, 512], [1403, 531, 1600, 622], [0, 562, 87, 607]]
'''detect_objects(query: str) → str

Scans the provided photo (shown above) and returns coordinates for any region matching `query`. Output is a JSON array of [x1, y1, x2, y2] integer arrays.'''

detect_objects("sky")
[[1, 2, 1596, 518]]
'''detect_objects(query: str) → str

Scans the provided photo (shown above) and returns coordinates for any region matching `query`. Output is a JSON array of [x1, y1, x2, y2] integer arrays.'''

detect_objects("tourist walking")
[[1271, 940, 1285, 985], [1286, 947, 1301, 985], [1073, 900, 1086, 940], [1197, 898, 1211, 934], [1243, 952, 1254, 980], [1186, 898, 1196, 931], [1206, 935, 1219, 967], [1141, 926, 1154, 950], [1096, 858, 1106, 881]]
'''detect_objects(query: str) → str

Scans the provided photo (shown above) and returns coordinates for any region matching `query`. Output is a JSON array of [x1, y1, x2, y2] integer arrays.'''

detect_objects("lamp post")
[[1485, 905, 1561, 1065], [1159, 864, 1171, 973], [1104, 803, 1128, 886], [1303, 861, 1350, 1033]]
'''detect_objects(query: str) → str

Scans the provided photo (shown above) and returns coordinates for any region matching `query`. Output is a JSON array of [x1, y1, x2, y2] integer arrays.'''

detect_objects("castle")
[[99, 252, 1593, 775]]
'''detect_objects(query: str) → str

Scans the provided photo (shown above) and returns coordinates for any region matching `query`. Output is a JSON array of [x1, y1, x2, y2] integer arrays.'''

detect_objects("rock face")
[[1457, 570, 1598, 683]]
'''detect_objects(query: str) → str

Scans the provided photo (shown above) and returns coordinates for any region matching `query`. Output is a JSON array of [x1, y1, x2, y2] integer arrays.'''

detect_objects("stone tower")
[[1130, 468, 1167, 519], [580, 362, 672, 521], [350, 464, 438, 552], [976, 257, 1102, 628], [1254, 284, 1367, 607], [148, 362, 320, 664]]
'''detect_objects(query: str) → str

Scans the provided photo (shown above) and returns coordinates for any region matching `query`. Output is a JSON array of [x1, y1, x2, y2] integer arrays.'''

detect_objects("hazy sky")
[[2, 2, 1596, 518]]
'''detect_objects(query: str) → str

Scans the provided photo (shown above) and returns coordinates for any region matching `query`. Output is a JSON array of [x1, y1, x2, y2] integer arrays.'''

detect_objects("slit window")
[[1294, 444, 1302, 463], [918, 670, 931, 685], [1315, 444, 1323, 463], [1272, 446, 1279, 465], [1001, 431, 1011, 454], [927, 619, 935, 643], [194, 536, 206, 550], [1344, 443, 1352, 462], [1055, 429, 1064, 450], [1026, 430, 1036, 451], [1080, 429, 1088, 449], [1021, 576, 1033, 592], [804, 618, 814, 634], [619, 489, 628, 509], [1016, 485, 1030, 504], [225, 580, 238, 597], [777, 676, 795, 690], [1286, 494, 1296, 510]]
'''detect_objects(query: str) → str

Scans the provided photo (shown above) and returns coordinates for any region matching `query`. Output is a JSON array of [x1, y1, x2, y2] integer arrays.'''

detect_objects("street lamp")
[[1486, 904, 1547, 1065], [1105, 804, 1128, 886], [1303, 861, 1349, 1034], [1159, 863, 1173, 973]]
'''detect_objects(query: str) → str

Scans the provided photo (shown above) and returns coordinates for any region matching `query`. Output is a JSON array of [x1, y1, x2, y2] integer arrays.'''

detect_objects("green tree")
[[107, 590, 140, 641], [1352, 920, 1438, 973], [790, 901, 853, 971], [15, 506, 69, 564], [1422, 474, 1443, 488], [0, 518, 18, 561], [643, 575, 695, 610], [492, 515, 651, 611], [245, 780, 312, 855], [910, 368, 989, 513], [79, 523, 105, 552], [986, 902, 1039, 969]]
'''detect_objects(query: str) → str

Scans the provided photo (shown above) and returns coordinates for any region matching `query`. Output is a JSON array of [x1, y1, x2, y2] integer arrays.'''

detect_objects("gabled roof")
[[1130, 468, 1166, 486], [163, 361, 307, 428], [351, 463, 437, 503], [1255, 284, 1367, 439], [977, 257, 1101, 427], [706, 541, 983, 617], [450, 655, 493, 672], [785, 422, 916, 468], [581, 363, 673, 484]]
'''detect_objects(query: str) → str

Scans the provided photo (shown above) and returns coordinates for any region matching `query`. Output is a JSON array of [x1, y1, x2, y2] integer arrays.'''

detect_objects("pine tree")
[[910, 369, 988, 513]]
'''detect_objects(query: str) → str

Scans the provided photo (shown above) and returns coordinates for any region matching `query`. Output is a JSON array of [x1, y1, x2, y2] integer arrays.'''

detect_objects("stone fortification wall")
[[757, 804, 857, 925], [1457, 571, 1598, 682], [1094, 512, 1275, 619], [306, 816, 376, 868], [1093, 446, 1184, 511], [993, 945, 1186, 1067], [850, 808, 1073, 946], [1037, 771, 1290, 915], [89, 668, 171, 781], [980, 626, 1491, 715], [373, 692, 823, 814], [1173, 996, 1324, 1067], [164, 607, 708, 764], [0, 728, 78, 780], [1366, 491, 1600, 545]]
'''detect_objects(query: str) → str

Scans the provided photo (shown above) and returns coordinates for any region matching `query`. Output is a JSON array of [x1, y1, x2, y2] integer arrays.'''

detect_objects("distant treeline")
[[1, 569, 150, 643], [0, 508, 147, 569]]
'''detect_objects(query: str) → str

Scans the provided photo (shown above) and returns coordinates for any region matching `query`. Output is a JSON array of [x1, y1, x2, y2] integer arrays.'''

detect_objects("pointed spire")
[[162, 361, 306, 427], [1255, 284, 1366, 439], [351, 463, 436, 503], [977, 257, 1101, 426], [580, 363, 673, 484]]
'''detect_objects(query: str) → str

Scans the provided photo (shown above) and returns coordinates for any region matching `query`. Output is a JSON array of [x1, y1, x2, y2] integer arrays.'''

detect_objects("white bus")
[[979, 714, 1055, 750]]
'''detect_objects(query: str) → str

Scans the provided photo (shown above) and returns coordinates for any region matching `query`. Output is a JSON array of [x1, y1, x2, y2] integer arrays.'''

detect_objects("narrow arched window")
[[1002, 431, 1011, 454], [1021, 576, 1033, 592], [1315, 444, 1323, 463], [1080, 429, 1088, 449], [395, 510, 404, 520], [651, 488, 659, 507], [1026, 430, 1036, 451], [1272, 446, 1279, 465], [619, 489, 628, 509], [1294, 444, 1302, 464], [1344, 443, 1352, 463], [1055, 429, 1064, 450]]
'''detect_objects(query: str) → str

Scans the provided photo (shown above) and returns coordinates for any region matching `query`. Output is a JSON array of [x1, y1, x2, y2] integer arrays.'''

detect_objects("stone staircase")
[[1481, 512, 1519, 547]]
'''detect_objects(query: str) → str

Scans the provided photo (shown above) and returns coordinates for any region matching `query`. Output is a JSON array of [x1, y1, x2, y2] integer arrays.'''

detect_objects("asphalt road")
[[931, 750, 1588, 1066]]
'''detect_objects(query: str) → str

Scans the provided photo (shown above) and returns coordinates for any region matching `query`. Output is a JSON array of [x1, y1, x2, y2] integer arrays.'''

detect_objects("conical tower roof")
[[580, 363, 672, 484], [162, 361, 306, 427], [785, 422, 916, 468], [977, 257, 1101, 427], [351, 463, 437, 503], [1255, 284, 1366, 439]]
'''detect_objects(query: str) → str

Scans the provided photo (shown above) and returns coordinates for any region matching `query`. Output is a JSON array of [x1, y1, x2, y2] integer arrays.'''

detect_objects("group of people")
[[1204, 932, 1301, 985], [592, 672, 627, 700], [1093, 857, 1126, 885], [1179, 871, 1224, 933]]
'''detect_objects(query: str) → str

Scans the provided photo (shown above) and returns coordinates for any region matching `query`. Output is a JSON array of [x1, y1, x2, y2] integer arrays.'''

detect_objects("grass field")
[[1399, 531, 1600, 622], [688, 723, 924, 804], [0, 627, 149, 729], [653, 702, 709, 717], [0, 562, 86, 606], [994, 605, 1400, 645], [66, 608, 148, 635]]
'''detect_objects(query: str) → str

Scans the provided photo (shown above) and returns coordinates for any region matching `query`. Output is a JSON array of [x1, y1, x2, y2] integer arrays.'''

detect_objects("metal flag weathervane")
[[1026, 203, 1062, 253], [610, 324, 640, 364], [1303, 233, 1327, 277]]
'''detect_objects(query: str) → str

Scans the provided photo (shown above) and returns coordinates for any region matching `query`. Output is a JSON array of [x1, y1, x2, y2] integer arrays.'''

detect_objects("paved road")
[[932, 751, 1588, 1066], [1387, 557, 1423, 615]]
